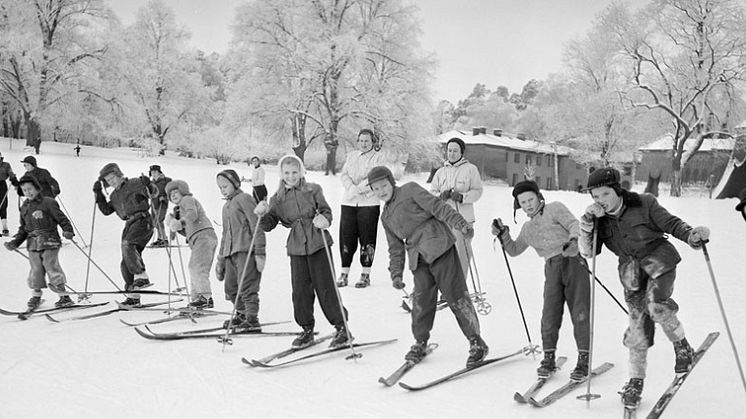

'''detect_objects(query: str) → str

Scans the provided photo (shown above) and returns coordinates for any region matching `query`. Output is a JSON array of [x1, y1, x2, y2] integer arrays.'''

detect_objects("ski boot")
[[27, 296, 42, 310], [240, 315, 262, 332], [223, 313, 244, 329], [405, 340, 429, 363], [1, 229, 9, 237], [536, 351, 556, 378], [329, 324, 353, 348], [292, 326, 315, 349], [674, 338, 694, 374], [188, 295, 210, 309], [119, 297, 141, 308], [55, 295, 74, 308], [466, 335, 489, 367], [570, 351, 590, 382], [619, 378, 644, 408], [336, 272, 348, 287], [354, 273, 370, 288]]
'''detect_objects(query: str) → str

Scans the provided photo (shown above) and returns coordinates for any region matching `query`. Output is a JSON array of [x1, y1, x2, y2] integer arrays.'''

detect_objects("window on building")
[[536, 155, 542, 166], [505, 152, 509, 162], [514, 153, 521, 163], [525, 155, 532, 165], [546, 177, 552, 190], [547, 156, 553, 167], [512, 173, 519, 186]]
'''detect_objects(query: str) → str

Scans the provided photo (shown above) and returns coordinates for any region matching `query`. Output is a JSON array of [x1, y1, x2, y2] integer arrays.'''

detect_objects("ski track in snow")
[[0, 138, 744, 418]]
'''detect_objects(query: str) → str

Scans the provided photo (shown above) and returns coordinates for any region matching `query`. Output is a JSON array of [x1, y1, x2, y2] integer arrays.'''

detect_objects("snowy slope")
[[1, 137, 744, 419]]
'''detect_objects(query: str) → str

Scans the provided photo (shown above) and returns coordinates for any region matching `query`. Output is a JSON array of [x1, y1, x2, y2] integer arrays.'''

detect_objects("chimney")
[[493, 128, 502, 137], [479, 127, 487, 135], [516, 132, 526, 141], [472, 127, 480, 136]]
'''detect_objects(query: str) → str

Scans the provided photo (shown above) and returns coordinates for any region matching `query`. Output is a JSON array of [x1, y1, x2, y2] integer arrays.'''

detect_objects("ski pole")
[[492, 219, 536, 355], [462, 236, 491, 315], [173, 233, 190, 296], [580, 262, 628, 315], [57, 196, 88, 249], [578, 221, 600, 403], [320, 225, 361, 361], [12, 247, 30, 260], [0, 188, 8, 213], [70, 240, 122, 291], [702, 242, 746, 394], [81, 200, 98, 302], [218, 215, 262, 351]]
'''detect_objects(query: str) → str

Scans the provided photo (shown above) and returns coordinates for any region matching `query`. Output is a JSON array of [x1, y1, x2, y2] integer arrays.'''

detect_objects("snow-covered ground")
[[1, 138, 744, 419]]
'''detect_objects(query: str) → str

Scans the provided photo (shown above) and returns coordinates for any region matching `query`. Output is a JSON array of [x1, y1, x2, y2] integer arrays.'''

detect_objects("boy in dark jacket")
[[578, 167, 710, 409], [93, 163, 155, 307], [367, 166, 488, 367], [149, 165, 172, 247], [254, 155, 352, 349], [17, 156, 60, 199], [4, 175, 75, 309], [214, 170, 265, 329]]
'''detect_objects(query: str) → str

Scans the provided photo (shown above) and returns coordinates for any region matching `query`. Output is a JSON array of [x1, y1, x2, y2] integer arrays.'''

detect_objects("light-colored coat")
[[340, 149, 389, 206], [429, 159, 482, 223], [502, 201, 579, 260]]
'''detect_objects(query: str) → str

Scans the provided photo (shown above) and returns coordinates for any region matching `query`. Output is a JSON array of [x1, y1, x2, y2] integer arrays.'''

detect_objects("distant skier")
[[93, 163, 155, 307], [0, 151, 18, 236], [254, 155, 353, 349], [4, 175, 75, 309], [148, 165, 172, 247], [215, 169, 265, 330], [74, 144, 81, 157], [578, 167, 710, 409], [492, 180, 590, 381], [165, 179, 217, 309], [367, 165, 488, 368], [17, 156, 60, 199]]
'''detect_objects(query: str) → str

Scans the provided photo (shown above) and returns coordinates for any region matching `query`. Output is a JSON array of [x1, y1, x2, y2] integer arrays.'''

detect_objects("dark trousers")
[[339, 205, 379, 269], [151, 202, 167, 241], [120, 217, 153, 288], [622, 267, 683, 351], [411, 246, 480, 342], [253, 185, 268, 202], [223, 251, 262, 316], [541, 255, 590, 352], [290, 248, 347, 329], [0, 180, 7, 219]]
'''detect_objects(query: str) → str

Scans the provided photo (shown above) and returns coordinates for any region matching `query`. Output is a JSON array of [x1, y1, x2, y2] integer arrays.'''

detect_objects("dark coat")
[[18, 167, 59, 198], [96, 178, 152, 221], [151, 175, 172, 206], [9, 194, 73, 251]]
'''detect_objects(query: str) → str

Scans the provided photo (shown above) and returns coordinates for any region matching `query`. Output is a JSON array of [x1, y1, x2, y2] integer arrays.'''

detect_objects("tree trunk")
[[291, 114, 307, 161], [24, 113, 41, 149], [670, 153, 682, 197]]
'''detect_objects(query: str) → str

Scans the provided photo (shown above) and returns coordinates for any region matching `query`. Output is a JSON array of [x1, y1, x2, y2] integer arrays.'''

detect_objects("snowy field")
[[1, 137, 744, 419]]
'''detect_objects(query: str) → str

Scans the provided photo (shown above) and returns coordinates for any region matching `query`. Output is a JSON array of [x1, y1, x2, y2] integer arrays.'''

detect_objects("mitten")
[[139, 175, 151, 186], [461, 223, 474, 240], [4, 241, 18, 251], [392, 276, 405, 290], [312, 213, 330, 229], [215, 259, 225, 282], [62, 231, 75, 240], [687, 226, 710, 249], [93, 180, 102, 193], [254, 201, 269, 216], [561, 237, 579, 257], [584, 203, 605, 218], [168, 218, 182, 232], [438, 189, 452, 201], [451, 190, 464, 203]]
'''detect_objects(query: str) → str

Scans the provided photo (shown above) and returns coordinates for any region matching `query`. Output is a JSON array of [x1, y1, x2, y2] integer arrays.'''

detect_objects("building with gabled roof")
[[636, 133, 734, 184]]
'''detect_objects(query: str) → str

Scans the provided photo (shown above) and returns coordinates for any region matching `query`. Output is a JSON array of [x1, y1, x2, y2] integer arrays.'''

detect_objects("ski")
[[1, 300, 109, 316], [119, 310, 219, 327], [378, 343, 439, 387], [250, 339, 398, 368], [117, 306, 231, 315], [61, 289, 187, 296], [142, 320, 291, 337], [45, 300, 176, 322], [644, 332, 719, 419], [398, 345, 538, 391], [14, 299, 46, 320], [134, 327, 304, 341], [513, 356, 568, 403], [241, 333, 337, 367], [527, 362, 615, 408]]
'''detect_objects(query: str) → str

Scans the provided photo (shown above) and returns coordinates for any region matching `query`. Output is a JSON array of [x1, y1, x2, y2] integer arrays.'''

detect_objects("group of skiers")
[[0, 134, 727, 408]]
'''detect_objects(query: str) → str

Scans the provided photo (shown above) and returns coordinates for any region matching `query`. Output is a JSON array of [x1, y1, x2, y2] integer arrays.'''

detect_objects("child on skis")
[[492, 180, 590, 381], [254, 155, 352, 349], [165, 180, 217, 309], [4, 175, 75, 309], [215, 169, 265, 330], [578, 167, 710, 408], [367, 165, 488, 367], [149, 165, 172, 247], [93, 163, 155, 307]]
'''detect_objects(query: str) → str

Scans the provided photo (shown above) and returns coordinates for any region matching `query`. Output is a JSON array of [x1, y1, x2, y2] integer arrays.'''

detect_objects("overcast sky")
[[107, 0, 643, 103]]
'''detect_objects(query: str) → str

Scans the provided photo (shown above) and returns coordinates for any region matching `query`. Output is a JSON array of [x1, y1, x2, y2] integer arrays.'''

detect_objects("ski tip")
[[398, 382, 415, 391], [133, 327, 155, 339], [377, 377, 391, 386], [527, 397, 543, 408], [241, 357, 255, 367], [44, 314, 60, 323], [513, 392, 527, 403]]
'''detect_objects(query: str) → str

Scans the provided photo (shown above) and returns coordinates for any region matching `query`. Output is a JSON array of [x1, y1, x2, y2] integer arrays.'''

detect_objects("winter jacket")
[[0, 160, 16, 183], [340, 149, 390, 206], [579, 190, 694, 288], [18, 167, 59, 198], [9, 194, 73, 251], [380, 182, 469, 280], [260, 180, 333, 256], [217, 189, 265, 258], [502, 201, 579, 260], [150, 174, 172, 206], [96, 178, 152, 221], [175, 195, 214, 245], [250, 166, 266, 186], [429, 158, 482, 223]]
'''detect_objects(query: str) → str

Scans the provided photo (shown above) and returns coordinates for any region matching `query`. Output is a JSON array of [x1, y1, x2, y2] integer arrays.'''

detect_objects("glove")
[[215, 260, 225, 282], [438, 189, 452, 201], [461, 223, 474, 240], [159, 196, 167, 203], [174, 206, 181, 220], [254, 201, 269, 216], [93, 180, 102, 193], [9, 175, 18, 187], [451, 190, 464, 203], [561, 237, 579, 257], [392, 276, 405, 290], [357, 183, 371, 195], [168, 218, 183, 232], [139, 175, 151, 186], [255, 255, 266, 273], [62, 231, 75, 240], [687, 226, 710, 249], [584, 203, 605, 218], [312, 213, 330, 229], [4, 241, 17, 251]]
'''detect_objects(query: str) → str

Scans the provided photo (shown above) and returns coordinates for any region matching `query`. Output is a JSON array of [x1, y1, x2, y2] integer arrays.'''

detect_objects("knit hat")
[[149, 165, 162, 174], [586, 167, 622, 195], [367, 166, 395, 187], [21, 156, 37, 167], [17, 174, 41, 191], [165, 179, 191, 197], [216, 169, 241, 189], [277, 154, 306, 178], [511, 179, 544, 220], [446, 137, 466, 154], [736, 187, 746, 212], [98, 162, 123, 183]]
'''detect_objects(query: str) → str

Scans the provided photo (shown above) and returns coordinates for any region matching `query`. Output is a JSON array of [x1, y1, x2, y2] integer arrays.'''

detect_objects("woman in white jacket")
[[337, 129, 389, 288], [430, 137, 483, 280]]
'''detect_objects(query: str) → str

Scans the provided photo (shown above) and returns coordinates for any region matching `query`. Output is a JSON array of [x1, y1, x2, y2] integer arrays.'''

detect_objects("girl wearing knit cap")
[[492, 179, 590, 382], [430, 137, 483, 280], [254, 154, 352, 349], [214, 169, 265, 330], [165, 179, 218, 309]]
